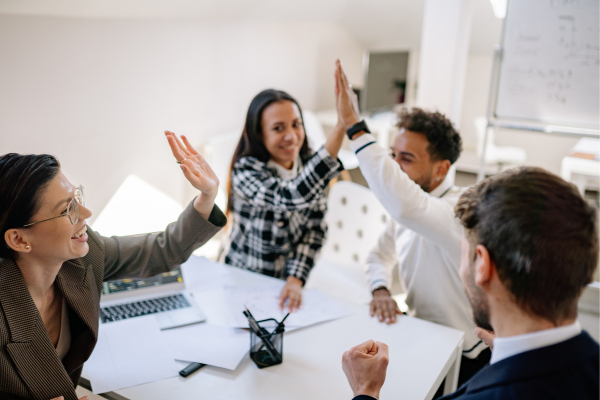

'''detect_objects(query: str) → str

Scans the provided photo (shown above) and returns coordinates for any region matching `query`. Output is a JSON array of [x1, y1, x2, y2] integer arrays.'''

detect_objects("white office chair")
[[475, 116, 527, 172], [303, 110, 360, 170], [320, 181, 389, 267], [305, 181, 390, 304]]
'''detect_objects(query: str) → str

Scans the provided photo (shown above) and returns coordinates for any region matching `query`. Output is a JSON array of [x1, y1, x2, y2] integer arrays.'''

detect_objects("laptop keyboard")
[[101, 293, 191, 323]]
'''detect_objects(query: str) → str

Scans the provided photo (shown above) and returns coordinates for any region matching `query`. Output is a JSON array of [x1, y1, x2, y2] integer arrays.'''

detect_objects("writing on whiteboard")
[[495, 0, 599, 127]]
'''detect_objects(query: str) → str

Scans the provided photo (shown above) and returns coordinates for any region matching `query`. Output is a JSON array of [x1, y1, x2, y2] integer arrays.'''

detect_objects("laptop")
[[99, 267, 206, 330]]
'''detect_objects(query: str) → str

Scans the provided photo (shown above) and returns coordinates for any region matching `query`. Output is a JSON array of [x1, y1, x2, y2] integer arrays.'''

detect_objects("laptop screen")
[[101, 268, 183, 295]]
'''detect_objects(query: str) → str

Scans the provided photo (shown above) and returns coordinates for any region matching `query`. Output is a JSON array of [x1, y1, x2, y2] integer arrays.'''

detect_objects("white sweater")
[[350, 133, 486, 358]]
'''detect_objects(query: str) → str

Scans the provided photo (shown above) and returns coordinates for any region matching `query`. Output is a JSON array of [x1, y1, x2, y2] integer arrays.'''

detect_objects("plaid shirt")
[[220, 146, 343, 282]]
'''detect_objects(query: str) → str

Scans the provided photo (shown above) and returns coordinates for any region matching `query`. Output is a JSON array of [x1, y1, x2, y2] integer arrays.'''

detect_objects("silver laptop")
[[99, 267, 206, 330]]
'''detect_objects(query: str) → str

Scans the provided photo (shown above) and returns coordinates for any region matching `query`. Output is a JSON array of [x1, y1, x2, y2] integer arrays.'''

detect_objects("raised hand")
[[165, 131, 219, 219], [342, 340, 389, 399], [334, 59, 360, 130]]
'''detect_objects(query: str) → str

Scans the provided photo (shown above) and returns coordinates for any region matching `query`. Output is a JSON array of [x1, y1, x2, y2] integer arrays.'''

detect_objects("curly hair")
[[397, 108, 462, 164], [455, 166, 598, 324]]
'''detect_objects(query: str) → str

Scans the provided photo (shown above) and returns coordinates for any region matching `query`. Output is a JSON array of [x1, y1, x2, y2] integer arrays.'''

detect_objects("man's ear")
[[474, 244, 494, 287], [434, 159, 451, 181], [4, 229, 31, 254]]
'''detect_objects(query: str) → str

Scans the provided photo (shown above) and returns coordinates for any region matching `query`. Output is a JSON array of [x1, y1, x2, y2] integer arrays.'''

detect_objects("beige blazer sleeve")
[[89, 200, 227, 282]]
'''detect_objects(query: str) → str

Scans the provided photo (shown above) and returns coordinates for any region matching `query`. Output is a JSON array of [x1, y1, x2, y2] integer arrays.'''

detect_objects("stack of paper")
[[163, 323, 249, 370], [224, 284, 354, 330], [85, 316, 180, 394], [181, 255, 235, 292]]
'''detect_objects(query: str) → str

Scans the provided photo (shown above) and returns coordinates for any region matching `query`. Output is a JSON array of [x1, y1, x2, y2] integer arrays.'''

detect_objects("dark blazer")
[[0, 202, 226, 400], [441, 331, 599, 399]]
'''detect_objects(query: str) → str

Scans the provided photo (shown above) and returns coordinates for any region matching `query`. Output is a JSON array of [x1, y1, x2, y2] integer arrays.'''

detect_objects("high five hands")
[[165, 131, 219, 220], [334, 59, 361, 133]]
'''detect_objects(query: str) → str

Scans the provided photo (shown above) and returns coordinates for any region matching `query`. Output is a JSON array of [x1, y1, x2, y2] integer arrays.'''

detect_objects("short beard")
[[416, 168, 434, 193], [472, 300, 493, 332], [464, 261, 494, 332]]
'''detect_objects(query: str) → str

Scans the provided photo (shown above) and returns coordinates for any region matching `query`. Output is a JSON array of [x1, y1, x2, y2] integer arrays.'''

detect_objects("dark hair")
[[397, 108, 462, 164], [226, 89, 311, 213], [455, 166, 598, 323], [0, 153, 61, 259]]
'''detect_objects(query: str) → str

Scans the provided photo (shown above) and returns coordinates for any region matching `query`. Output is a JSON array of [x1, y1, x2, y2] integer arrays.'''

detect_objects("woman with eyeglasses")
[[0, 132, 226, 400]]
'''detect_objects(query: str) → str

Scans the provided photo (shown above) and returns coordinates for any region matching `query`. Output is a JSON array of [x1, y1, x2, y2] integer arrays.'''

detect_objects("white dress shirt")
[[350, 133, 485, 357], [491, 321, 582, 364]]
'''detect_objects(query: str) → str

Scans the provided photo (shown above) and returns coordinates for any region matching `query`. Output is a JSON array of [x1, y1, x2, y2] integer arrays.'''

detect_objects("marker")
[[179, 362, 206, 377]]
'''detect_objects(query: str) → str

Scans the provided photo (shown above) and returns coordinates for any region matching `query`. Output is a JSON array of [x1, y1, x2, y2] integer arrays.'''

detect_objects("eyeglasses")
[[22, 185, 85, 228]]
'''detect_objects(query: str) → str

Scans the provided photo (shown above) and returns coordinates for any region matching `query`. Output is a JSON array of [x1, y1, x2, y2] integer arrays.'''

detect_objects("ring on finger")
[[176, 156, 187, 164]]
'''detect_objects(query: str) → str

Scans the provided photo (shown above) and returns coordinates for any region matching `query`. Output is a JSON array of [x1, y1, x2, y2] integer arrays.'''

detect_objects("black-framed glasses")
[[22, 185, 85, 228]]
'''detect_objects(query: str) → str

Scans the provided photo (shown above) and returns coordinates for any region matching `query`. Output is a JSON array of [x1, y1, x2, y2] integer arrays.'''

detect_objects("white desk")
[[560, 137, 600, 195], [85, 261, 464, 400]]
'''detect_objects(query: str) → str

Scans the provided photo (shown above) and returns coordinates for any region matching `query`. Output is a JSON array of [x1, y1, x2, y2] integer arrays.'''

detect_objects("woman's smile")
[[279, 143, 298, 154], [71, 225, 88, 242]]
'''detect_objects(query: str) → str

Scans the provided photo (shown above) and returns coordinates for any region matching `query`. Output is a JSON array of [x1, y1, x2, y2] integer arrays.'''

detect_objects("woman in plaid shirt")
[[219, 88, 348, 312]]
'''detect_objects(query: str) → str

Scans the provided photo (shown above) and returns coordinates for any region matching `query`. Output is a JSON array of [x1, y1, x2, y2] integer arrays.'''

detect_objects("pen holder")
[[249, 318, 284, 369]]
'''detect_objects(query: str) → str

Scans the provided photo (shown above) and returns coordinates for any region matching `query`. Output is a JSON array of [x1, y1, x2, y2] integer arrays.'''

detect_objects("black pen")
[[276, 312, 290, 334], [243, 308, 281, 363], [179, 362, 206, 377]]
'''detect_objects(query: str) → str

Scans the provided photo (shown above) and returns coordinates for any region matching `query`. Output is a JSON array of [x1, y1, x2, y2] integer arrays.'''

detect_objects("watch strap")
[[346, 120, 371, 140]]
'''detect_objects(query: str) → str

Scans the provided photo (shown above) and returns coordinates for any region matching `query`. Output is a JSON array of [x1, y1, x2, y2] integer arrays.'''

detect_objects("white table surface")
[[85, 260, 464, 400]]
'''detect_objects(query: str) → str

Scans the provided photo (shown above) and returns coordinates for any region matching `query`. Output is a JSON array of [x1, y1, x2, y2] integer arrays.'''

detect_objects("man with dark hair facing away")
[[341, 166, 599, 400], [332, 59, 488, 387]]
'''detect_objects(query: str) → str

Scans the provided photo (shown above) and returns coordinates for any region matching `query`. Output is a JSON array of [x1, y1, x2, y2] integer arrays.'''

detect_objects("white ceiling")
[[0, 0, 502, 54]]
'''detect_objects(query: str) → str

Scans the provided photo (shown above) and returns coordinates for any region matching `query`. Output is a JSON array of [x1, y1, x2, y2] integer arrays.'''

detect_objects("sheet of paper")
[[163, 323, 249, 370], [191, 289, 231, 327], [86, 316, 180, 394], [225, 284, 353, 330], [181, 255, 235, 292]]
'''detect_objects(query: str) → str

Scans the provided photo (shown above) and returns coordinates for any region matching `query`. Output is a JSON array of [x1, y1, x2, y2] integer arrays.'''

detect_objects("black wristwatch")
[[346, 120, 371, 140]]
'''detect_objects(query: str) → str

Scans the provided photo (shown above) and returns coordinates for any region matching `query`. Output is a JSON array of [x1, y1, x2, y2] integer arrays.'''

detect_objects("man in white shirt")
[[341, 165, 599, 400], [332, 60, 488, 387]]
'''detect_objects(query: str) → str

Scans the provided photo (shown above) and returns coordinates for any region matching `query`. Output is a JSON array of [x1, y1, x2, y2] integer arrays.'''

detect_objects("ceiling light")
[[489, 0, 507, 19]]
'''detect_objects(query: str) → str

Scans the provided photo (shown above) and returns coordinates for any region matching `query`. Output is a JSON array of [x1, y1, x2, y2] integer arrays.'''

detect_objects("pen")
[[243, 308, 282, 363], [179, 362, 206, 377], [276, 312, 290, 334]]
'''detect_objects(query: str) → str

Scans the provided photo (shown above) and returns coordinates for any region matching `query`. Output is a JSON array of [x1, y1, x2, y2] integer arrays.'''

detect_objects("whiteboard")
[[495, 0, 599, 129]]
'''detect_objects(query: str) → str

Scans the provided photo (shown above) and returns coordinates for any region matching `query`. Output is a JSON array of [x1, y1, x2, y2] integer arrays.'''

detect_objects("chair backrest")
[[320, 181, 389, 268], [302, 110, 327, 150]]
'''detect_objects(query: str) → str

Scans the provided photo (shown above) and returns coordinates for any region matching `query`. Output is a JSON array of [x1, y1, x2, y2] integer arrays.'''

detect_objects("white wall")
[[0, 16, 364, 223]]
